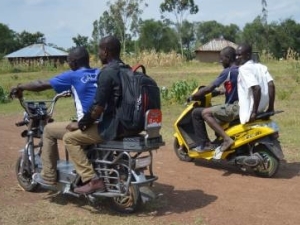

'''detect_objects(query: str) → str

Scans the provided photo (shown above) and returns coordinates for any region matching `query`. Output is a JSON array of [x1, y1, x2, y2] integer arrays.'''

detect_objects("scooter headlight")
[[135, 156, 152, 169], [266, 121, 280, 132]]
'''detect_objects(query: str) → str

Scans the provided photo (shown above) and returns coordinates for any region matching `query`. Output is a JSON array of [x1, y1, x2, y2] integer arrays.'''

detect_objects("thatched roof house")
[[195, 38, 238, 63]]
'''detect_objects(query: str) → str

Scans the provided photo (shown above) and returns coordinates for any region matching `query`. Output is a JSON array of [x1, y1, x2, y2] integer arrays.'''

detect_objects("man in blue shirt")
[[10, 46, 99, 186], [62, 36, 130, 195], [188, 46, 239, 152]]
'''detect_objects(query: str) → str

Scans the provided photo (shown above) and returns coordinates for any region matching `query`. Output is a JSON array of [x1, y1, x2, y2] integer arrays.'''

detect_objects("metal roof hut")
[[5, 43, 68, 67], [195, 38, 238, 63]]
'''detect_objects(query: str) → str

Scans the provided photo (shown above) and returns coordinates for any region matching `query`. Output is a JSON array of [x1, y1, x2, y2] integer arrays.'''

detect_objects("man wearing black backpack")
[[63, 36, 133, 194]]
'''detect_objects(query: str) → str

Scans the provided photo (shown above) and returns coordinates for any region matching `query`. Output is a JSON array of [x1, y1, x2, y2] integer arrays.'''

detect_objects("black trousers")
[[191, 107, 210, 146]]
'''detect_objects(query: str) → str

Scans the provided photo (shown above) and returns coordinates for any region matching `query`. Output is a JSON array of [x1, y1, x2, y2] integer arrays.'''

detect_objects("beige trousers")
[[41, 121, 69, 181], [63, 123, 103, 183]]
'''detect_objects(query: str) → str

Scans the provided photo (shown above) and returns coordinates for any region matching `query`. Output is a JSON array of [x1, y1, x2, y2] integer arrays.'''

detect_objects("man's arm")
[[191, 83, 217, 100], [10, 80, 52, 98], [15, 80, 52, 92], [249, 85, 261, 122], [267, 80, 275, 112]]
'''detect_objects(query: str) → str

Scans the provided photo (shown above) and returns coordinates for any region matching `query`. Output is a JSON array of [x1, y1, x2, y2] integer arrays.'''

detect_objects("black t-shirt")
[[78, 59, 122, 141], [95, 60, 123, 141]]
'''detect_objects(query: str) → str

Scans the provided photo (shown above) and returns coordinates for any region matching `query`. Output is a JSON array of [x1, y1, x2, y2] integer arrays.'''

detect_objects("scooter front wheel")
[[173, 138, 194, 162], [109, 184, 141, 213], [253, 144, 280, 178], [15, 156, 39, 191]]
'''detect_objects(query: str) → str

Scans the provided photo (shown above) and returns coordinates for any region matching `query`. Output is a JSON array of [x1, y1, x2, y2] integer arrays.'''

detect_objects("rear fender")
[[256, 136, 284, 160]]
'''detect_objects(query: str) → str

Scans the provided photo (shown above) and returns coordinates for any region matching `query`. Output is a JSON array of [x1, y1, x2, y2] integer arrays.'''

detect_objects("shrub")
[[161, 79, 198, 104], [0, 85, 11, 104]]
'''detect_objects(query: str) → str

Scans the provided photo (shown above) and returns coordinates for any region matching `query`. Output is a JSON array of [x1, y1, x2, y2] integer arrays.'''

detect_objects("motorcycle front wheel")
[[253, 144, 279, 178], [173, 137, 193, 162], [15, 156, 39, 191], [109, 184, 141, 213]]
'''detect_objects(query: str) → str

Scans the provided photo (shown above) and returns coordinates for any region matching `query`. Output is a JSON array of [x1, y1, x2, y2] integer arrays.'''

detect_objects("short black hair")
[[221, 46, 236, 63], [100, 36, 121, 57], [69, 46, 89, 66], [239, 43, 252, 55]]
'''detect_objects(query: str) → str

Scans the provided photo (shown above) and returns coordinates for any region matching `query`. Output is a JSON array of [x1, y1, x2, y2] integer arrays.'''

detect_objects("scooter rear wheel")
[[253, 145, 279, 178], [173, 138, 194, 162], [15, 156, 39, 191], [109, 184, 141, 213]]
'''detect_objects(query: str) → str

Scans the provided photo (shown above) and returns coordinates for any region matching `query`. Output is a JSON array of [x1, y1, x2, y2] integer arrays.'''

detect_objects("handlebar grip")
[[15, 121, 28, 127]]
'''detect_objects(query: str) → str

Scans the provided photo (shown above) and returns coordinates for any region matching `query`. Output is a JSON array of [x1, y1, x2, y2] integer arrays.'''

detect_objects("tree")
[[195, 21, 225, 44], [16, 31, 45, 48], [91, 0, 147, 54], [261, 0, 268, 25], [160, 0, 199, 57], [267, 19, 300, 59], [0, 23, 18, 56], [72, 34, 89, 48], [138, 19, 179, 52], [242, 16, 268, 53], [180, 20, 196, 59]]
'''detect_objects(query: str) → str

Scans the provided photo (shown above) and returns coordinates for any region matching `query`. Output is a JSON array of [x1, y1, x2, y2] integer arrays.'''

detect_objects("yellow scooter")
[[173, 86, 284, 178]]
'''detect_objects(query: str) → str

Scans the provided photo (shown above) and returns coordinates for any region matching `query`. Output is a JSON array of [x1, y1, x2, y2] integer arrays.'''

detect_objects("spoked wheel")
[[253, 144, 279, 178], [109, 184, 141, 213], [15, 156, 39, 191], [173, 137, 193, 162]]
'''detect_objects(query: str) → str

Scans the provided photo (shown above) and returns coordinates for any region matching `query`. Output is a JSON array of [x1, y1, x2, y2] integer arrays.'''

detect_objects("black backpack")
[[116, 63, 161, 133]]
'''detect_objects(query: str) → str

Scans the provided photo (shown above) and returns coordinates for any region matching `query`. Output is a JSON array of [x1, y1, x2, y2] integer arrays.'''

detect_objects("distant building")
[[4, 43, 68, 66], [195, 38, 238, 63]]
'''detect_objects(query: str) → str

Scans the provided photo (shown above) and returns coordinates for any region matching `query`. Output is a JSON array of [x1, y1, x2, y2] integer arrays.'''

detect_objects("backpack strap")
[[132, 64, 146, 74]]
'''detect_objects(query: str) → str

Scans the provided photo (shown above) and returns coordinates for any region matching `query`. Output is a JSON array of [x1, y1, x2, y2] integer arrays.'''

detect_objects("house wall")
[[195, 51, 220, 63]]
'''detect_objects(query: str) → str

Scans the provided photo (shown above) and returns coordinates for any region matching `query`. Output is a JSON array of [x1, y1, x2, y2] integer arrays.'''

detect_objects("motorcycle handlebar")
[[17, 90, 71, 118]]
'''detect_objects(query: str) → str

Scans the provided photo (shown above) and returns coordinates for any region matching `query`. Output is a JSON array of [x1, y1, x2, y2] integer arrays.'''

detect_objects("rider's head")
[[67, 47, 90, 71], [220, 46, 236, 68], [236, 43, 252, 66], [98, 35, 121, 65]]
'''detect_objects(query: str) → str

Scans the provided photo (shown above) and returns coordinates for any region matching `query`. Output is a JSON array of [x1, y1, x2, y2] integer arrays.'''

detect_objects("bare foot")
[[220, 138, 234, 152]]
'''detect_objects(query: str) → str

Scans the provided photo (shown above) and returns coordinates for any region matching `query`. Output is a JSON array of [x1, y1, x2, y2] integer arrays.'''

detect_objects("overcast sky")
[[0, 0, 299, 49]]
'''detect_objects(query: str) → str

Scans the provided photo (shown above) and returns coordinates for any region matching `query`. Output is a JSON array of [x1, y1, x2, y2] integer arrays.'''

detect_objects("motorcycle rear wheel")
[[173, 137, 193, 162], [109, 184, 141, 213], [253, 144, 279, 178], [15, 156, 39, 192]]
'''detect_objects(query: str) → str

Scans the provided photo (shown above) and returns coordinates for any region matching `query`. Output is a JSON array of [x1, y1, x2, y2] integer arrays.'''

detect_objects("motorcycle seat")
[[96, 109, 165, 151]]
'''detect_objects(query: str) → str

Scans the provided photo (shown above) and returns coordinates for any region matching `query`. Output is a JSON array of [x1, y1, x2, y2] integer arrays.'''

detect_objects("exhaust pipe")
[[235, 153, 263, 167]]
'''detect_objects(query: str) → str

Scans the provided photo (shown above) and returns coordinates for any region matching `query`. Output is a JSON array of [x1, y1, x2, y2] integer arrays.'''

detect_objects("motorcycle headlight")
[[135, 156, 152, 169]]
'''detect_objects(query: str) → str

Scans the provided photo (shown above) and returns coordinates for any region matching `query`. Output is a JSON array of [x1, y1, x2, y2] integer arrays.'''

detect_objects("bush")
[[0, 85, 11, 104], [161, 79, 198, 104]]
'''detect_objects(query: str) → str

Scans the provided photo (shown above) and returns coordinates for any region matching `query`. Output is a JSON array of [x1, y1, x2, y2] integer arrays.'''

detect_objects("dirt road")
[[1, 115, 300, 225]]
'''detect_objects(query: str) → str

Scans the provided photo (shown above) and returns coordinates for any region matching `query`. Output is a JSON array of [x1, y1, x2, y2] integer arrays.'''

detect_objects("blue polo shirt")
[[49, 67, 100, 120], [212, 65, 239, 104]]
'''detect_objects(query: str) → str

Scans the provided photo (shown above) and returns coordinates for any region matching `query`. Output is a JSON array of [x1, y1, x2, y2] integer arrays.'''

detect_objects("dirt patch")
[[1, 115, 300, 225]]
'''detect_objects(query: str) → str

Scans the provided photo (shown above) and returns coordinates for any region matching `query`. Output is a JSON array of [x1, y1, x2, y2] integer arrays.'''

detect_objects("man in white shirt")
[[236, 43, 275, 124]]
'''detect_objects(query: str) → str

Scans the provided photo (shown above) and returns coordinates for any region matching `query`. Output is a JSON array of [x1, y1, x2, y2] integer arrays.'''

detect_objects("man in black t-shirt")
[[63, 36, 126, 194]]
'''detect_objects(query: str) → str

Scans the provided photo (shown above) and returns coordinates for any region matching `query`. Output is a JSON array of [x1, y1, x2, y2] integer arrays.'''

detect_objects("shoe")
[[213, 146, 223, 160], [74, 178, 106, 194], [193, 142, 217, 153], [32, 173, 56, 186]]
